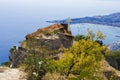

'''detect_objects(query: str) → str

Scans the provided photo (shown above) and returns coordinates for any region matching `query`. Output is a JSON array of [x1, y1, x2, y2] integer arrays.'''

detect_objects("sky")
[[0, 0, 120, 21]]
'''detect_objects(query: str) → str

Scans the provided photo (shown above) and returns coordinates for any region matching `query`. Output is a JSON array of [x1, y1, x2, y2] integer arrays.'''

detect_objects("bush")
[[74, 35, 85, 41], [48, 39, 109, 80], [74, 30, 105, 45], [1, 61, 10, 67], [20, 30, 108, 80], [21, 39, 55, 80], [52, 30, 59, 34]]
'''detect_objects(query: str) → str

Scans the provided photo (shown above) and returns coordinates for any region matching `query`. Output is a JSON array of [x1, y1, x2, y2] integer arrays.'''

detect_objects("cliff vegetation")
[[7, 24, 120, 80]]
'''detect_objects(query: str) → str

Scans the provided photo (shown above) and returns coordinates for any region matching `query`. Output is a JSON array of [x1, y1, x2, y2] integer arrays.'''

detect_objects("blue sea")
[[71, 23, 120, 44], [0, 21, 51, 64], [1, 22, 120, 64]]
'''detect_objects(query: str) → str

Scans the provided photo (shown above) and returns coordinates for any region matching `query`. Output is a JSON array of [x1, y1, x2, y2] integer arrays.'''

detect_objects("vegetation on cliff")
[[8, 24, 120, 80], [17, 30, 111, 80], [47, 39, 108, 80]]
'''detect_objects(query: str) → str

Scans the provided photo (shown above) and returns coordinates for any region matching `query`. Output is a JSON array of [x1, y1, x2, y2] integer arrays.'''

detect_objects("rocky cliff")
[[101, 60, 120, 80], [8, 23, 120, 80], [9, 24, 73, 67]]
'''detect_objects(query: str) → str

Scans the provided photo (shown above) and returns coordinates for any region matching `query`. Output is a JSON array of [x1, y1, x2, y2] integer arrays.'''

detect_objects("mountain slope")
[[47, 12, 120, 27]]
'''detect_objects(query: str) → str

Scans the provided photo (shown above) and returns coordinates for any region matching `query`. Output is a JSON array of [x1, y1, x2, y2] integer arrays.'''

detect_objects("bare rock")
[[9, 24, 73, 68], [0, 67, 26, 80]]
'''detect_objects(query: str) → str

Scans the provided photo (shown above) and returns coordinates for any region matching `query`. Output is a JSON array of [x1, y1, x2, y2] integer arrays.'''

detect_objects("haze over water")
[[0, 0, 120, 64]]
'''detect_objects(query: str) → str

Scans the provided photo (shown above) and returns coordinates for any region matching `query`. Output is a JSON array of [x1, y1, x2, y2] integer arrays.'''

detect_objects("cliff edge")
[[9, 24, 73, 67]]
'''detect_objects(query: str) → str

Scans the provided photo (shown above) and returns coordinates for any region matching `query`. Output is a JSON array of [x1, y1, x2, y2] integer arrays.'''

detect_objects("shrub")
[[52, 30, 59, 34], [1, 61, 10, 67], [48, 39, 109, 80], [74, 35, 85, 41], [74, 30, 105, 45], [21, 39, 55, 80]]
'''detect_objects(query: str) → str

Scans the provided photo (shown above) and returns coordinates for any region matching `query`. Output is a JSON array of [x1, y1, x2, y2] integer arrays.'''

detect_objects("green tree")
[[86, 29, 105, 41], [74, 34, 85, 41], [49, 39, 108, 80]]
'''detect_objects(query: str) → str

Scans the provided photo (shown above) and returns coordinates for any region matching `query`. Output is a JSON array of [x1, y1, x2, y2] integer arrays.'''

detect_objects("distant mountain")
[[47, 12, 120, 27]]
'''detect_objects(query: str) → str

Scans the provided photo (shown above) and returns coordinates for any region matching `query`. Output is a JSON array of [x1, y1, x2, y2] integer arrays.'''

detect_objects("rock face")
[[102, 60, 120, 80], [0, 67, 26, 80], [10, 47, 27, 67], [108, 41, 120, 51], [24, 24, 73, 49], [105, 57, 119, 70], [9, 24, 73, 67]]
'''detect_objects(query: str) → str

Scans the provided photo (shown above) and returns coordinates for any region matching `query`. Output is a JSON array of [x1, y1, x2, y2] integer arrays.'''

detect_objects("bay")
[[71, 23, 120, 44], [0, 21, 51, 64]]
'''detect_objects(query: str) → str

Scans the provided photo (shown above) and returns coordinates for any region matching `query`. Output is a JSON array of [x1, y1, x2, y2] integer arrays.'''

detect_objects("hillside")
[[7, 24, 120, 80], [47, 12, 120, 27], [9, 24, 73, 67]]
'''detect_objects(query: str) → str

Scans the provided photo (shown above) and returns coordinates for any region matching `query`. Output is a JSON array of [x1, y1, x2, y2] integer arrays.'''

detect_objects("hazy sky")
[[0, 0, 120, 20]]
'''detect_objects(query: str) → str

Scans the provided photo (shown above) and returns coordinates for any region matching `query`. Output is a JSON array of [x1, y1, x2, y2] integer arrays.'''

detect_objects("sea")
[[1, 22, 120, 64], [0, 21, 51, 65]]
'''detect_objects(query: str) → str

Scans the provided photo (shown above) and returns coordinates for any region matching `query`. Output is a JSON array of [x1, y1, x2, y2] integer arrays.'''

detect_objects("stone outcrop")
[[9, 47, 27, 67], [102, 60, 120, 80], [0, 67, 26, 80], [25, 24, 72, 39], [9, 24, 73, 67], [8, 23, 120, 80], [105, 56, 119, 70], [23, 24, 73, 50]]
